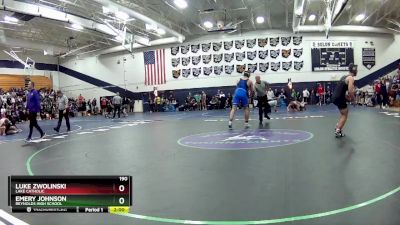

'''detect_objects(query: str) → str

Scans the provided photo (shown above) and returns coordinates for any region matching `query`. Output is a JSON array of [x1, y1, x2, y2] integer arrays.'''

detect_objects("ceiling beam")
[[374, 0, 399, 25], [93, 0, 185, 42]]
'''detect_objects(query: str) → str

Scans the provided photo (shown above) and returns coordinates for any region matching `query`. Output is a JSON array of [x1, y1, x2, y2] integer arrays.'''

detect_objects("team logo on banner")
[[202, 55, 211, 64], [282, 61, 292, 71], [271, 62, 280, 71], [203, 66, 212, 76], [191, 44, 200, 53], [192, 68, 201, 77], [172, 58, 180, 67], [362, 48, 376, 69], [214, 65, 223, 75], [247, 51, 257, 60], [225, 65, 234, 74], [224, 41, 233, 50], [258, 38, 268, 47], [213, 54, 223, 63], [202, 43, 211, 52], [270, 37, 279, 47], [192, 56, 201, 65], [236, 64, 246, 73], [294, 61, 304, 71], [213, 42, 222, 51], [182, 68, 191, 78], [293, 36, 303, 45], [259, 63, 269, 72], [181, 45, 190, 54], [247, 39, 257, 48], [282, 49, 291, 58], [236, 52, 245, 61], [224, 53, 234, 62], [182, 57, 190, 66], [259, 50, 268, 59], [281, 37, 291, 46], [171, 46, 179, 56], [248, 63, 257, 73], [270, 49, 280, 59], [293, 48, 303, 58], [235, 40, 245, 49], [172, 69, 181, 79]]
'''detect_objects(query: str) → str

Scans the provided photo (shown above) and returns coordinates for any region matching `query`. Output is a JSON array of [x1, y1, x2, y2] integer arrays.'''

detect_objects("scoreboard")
[[8, 176, 132, 213], [311, 41, 354, 72]]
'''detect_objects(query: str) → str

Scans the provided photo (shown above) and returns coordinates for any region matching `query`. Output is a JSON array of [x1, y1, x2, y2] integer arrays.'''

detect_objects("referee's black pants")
[[257, 96, 270, 122], [56, 109, 70, 131]]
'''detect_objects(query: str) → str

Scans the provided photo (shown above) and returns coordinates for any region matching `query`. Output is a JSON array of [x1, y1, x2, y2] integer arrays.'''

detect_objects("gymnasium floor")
[[0, 105, 399, 225]]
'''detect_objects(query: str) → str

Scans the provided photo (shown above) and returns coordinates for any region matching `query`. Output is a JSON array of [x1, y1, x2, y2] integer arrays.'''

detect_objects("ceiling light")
[[115, 11, 129, 20], [295, 7, 303, 16], [174, 0, 188, 9], [256, 16, 265, 24], [203, 21, 213, 29], [102, 6, 111, 14], [71, 23, 83, 30], [355, 13, 365, 21], [157, 28, 166, 35], [145, 23, 158, 31], [4, 16, 18, 23], [115, 35, 124, 42], [308, 14, 316, 21]]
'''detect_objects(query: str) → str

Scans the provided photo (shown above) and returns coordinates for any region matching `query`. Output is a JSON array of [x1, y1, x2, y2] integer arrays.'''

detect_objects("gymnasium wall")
[[0, 50, 59, 90], [58, 32, 400, 98]]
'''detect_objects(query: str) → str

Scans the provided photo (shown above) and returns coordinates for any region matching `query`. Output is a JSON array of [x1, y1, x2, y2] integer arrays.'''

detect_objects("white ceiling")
[[0, 0, 398, 57]]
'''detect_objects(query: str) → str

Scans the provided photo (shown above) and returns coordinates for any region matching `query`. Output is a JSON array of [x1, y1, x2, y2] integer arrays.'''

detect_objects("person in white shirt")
[[267, 88, 277, 112], [302, 88, 310, 103]]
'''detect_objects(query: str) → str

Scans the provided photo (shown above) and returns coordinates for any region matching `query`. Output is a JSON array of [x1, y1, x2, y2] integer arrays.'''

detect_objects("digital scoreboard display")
[[8, 176, 132, 213]]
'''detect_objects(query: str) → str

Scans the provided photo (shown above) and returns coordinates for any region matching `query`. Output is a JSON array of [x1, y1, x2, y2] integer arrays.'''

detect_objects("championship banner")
[[311, 41, 354, 72], [362, 48, 376, 70]]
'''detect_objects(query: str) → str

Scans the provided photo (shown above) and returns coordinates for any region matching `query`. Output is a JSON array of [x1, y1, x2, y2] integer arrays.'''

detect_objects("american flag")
[[144, 49, 166, 86]]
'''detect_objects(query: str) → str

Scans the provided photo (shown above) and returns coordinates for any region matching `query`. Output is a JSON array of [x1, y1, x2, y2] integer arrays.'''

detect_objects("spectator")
[[78, 94, 86, 116], [219, 91, 226, 109], [194, 93, 201, 110], [381, 80, 389, 108], [101, 97, 107, 115], [201, 91, 207, 110], [129, 98, 135, 113], [317, 83, 324, 106], [374, 80, 382, 108], [92, 98, 97, 115], [209, 96, 218, 110], [122, 96, 129, 117], [310, 89, 316, 105], [302, 88, 310, 103], [226, 93, 232, 109]]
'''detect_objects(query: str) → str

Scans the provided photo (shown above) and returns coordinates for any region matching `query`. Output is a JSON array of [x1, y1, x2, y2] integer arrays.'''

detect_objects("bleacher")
[[0, 75, 52, 90]]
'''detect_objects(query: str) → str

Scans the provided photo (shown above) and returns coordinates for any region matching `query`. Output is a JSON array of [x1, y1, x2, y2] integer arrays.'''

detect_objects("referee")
[[54, 90, 70, 132], [112, 92, 122, 119], [254, 75, 271, 124], [26, 81, 45, 142]]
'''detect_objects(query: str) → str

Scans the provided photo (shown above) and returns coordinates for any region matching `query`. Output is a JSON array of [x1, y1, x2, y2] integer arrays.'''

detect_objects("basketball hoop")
[[24, 64, 34, 76]]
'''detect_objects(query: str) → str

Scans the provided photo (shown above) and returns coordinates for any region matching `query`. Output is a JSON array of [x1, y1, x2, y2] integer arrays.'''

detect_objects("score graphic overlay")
[[8, 176, 132, 213]]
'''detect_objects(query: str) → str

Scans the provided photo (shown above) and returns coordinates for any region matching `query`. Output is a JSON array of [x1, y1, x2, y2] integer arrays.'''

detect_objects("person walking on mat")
[[54, 90, 70, 133], [254, 75, 271, 124], [332, 64, 357, 138], [26, 81, 45, 142], [228, 71, 254, 129]]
